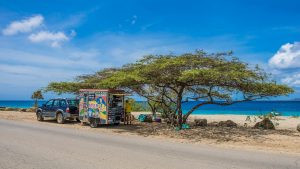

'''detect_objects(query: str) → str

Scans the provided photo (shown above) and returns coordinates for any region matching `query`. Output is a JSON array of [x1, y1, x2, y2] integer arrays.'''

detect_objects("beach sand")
[[189, 114, 300, 131], [132, 112, 300, 131], [1, 111, 300, 155]]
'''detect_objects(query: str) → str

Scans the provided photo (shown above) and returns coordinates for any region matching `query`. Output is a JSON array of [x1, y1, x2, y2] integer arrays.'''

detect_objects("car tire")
[[56, 113, 65, 124], [90, 119, 98, 128], [76, 117, 81, 122], [114, 123, 120, 126], [36, 112, 44, 121]]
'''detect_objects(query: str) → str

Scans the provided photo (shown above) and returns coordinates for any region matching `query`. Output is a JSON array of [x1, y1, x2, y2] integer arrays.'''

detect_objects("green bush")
[[0, 107, 36, 112], [4, 107, 19, 111], [19, 108, 27, 112], [131, 101, 151, 112]]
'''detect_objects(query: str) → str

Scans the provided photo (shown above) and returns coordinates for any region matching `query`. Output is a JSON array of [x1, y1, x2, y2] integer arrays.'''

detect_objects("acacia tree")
[[45, 51, 294, 129], [97, 51, 293, 129], [31, 90, 44, 108]]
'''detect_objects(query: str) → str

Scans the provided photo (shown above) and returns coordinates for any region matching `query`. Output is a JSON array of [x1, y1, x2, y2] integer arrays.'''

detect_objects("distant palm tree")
[[31, 90, 44, 108]]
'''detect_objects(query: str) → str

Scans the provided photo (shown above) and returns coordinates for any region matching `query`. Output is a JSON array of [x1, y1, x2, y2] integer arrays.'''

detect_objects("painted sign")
[[79, 95, 107, 123], [79, 97, 85, 115], [88, 100, 98, 118], [96, 96, 107, 121], [79, 91, 121, 125]]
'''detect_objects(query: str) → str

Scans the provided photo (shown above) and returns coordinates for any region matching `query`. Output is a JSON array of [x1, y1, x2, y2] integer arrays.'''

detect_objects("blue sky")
[[1, 0, 300, 100]]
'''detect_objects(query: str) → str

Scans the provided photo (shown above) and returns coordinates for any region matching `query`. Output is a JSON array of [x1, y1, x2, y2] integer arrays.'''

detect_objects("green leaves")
[[44, 82, 97, 94], [31, 90, 44, 108], [31, 90, 44, 100]]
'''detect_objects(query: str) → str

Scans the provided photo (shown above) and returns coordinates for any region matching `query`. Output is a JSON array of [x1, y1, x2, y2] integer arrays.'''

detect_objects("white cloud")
[[28, 31, 69, 47], [0, 47, 105, 70], [28, 31, 69, 42], [268, 42, 300, 87], [50, 41, 60, 48], [2, 14, 76, 47], [281, 72, 300, 86], [2, 15, 44, 35], [269, 42, 300, 69]]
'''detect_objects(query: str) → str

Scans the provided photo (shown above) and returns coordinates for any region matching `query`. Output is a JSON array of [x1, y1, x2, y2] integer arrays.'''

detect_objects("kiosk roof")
[[79, 89, 124, 93]]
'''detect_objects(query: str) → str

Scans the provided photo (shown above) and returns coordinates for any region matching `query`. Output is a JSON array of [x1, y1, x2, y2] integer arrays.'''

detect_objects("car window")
[[45, 100, 53, 108], [53, 100, 60, 107], [60, 100, 67, 107], [67, 100, 79, 107]]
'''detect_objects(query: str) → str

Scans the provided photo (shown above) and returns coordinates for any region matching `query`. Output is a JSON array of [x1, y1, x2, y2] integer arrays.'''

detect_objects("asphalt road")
[[0, 119, 299, 169]]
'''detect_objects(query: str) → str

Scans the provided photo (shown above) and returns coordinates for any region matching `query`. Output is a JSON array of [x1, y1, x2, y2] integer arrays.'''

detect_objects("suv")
[[36, 98, 79, 124]]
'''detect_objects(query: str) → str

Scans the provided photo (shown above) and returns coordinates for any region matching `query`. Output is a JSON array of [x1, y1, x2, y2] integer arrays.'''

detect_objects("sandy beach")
[[190, 114, 300, 130], [1, 110, 300, 155], [132, 112, 300, 131]]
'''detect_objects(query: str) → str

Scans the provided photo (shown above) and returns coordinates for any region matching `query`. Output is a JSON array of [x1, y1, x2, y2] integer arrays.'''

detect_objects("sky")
[[0, 0, 300, 100]]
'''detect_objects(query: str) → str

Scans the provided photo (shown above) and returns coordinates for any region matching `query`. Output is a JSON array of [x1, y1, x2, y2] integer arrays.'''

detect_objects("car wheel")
[[36, 112, 44, 121], [90, 119, 98, 128], [114, 123, 120, 126], [56, 113, 65, 124]]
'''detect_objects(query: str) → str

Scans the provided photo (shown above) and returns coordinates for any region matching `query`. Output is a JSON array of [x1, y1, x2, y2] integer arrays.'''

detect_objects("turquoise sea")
[[182, 101, 300, 116], [0, 100, 300, 116], [0, 101, 47, 109]]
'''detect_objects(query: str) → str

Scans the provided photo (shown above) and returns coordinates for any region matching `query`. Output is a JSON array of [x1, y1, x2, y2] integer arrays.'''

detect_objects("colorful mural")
[[78, 90, 124, 125], [79, 94, 108, 123], [96, 96, 107, 122], [79, 98, 85, 115], [88, 100, 99, 118]]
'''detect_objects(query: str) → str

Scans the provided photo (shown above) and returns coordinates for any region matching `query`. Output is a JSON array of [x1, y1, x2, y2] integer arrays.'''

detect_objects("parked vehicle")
[[78, 89, 125, 128], [36, 98, 79, 124]]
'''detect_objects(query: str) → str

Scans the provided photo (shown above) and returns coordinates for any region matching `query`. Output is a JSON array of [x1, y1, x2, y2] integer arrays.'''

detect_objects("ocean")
[[0, 100, 47, 109], [0, 100, 299, 116], [182, 101, 300, 116]]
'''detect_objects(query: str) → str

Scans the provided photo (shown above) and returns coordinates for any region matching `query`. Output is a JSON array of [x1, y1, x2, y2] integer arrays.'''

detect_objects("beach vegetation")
[[246, 112, 281, 128], [131, 102, 150, 112], [4, 107, 19, 111]]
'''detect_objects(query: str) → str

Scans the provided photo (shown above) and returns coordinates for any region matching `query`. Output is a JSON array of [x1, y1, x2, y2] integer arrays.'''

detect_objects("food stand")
[[78, 89, 125, 128]]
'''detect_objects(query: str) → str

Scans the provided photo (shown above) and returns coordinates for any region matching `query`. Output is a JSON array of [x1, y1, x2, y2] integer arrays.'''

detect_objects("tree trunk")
[[169, 113, 175, 126], [182, 102, 208, 123], [176, 86, 184, 129], [178, 108, 183, 129], [147, 101, 157, 120], [34, 99, 38, 108]]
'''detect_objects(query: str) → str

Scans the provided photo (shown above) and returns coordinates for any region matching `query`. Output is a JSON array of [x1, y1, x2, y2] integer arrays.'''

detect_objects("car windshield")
[[67, 100, 79, 107]]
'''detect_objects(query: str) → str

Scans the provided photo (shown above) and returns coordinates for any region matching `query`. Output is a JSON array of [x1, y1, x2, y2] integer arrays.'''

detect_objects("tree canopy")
[[31, 90, 44, 108], [45, 51, 294, 128]]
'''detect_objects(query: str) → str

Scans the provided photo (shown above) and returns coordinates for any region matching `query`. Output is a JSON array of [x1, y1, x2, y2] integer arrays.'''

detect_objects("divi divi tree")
[[46, 51, 294, 129]]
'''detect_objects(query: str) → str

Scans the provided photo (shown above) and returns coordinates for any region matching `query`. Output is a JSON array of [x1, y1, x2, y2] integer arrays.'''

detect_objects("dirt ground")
[[1, 111, 300, 155]]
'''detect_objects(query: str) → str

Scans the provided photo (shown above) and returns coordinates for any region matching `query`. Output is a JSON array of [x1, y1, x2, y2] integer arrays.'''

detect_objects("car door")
[[50, 99, 60, 118], [43, 100, 54, 117], [60, 99, 67, 113]]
